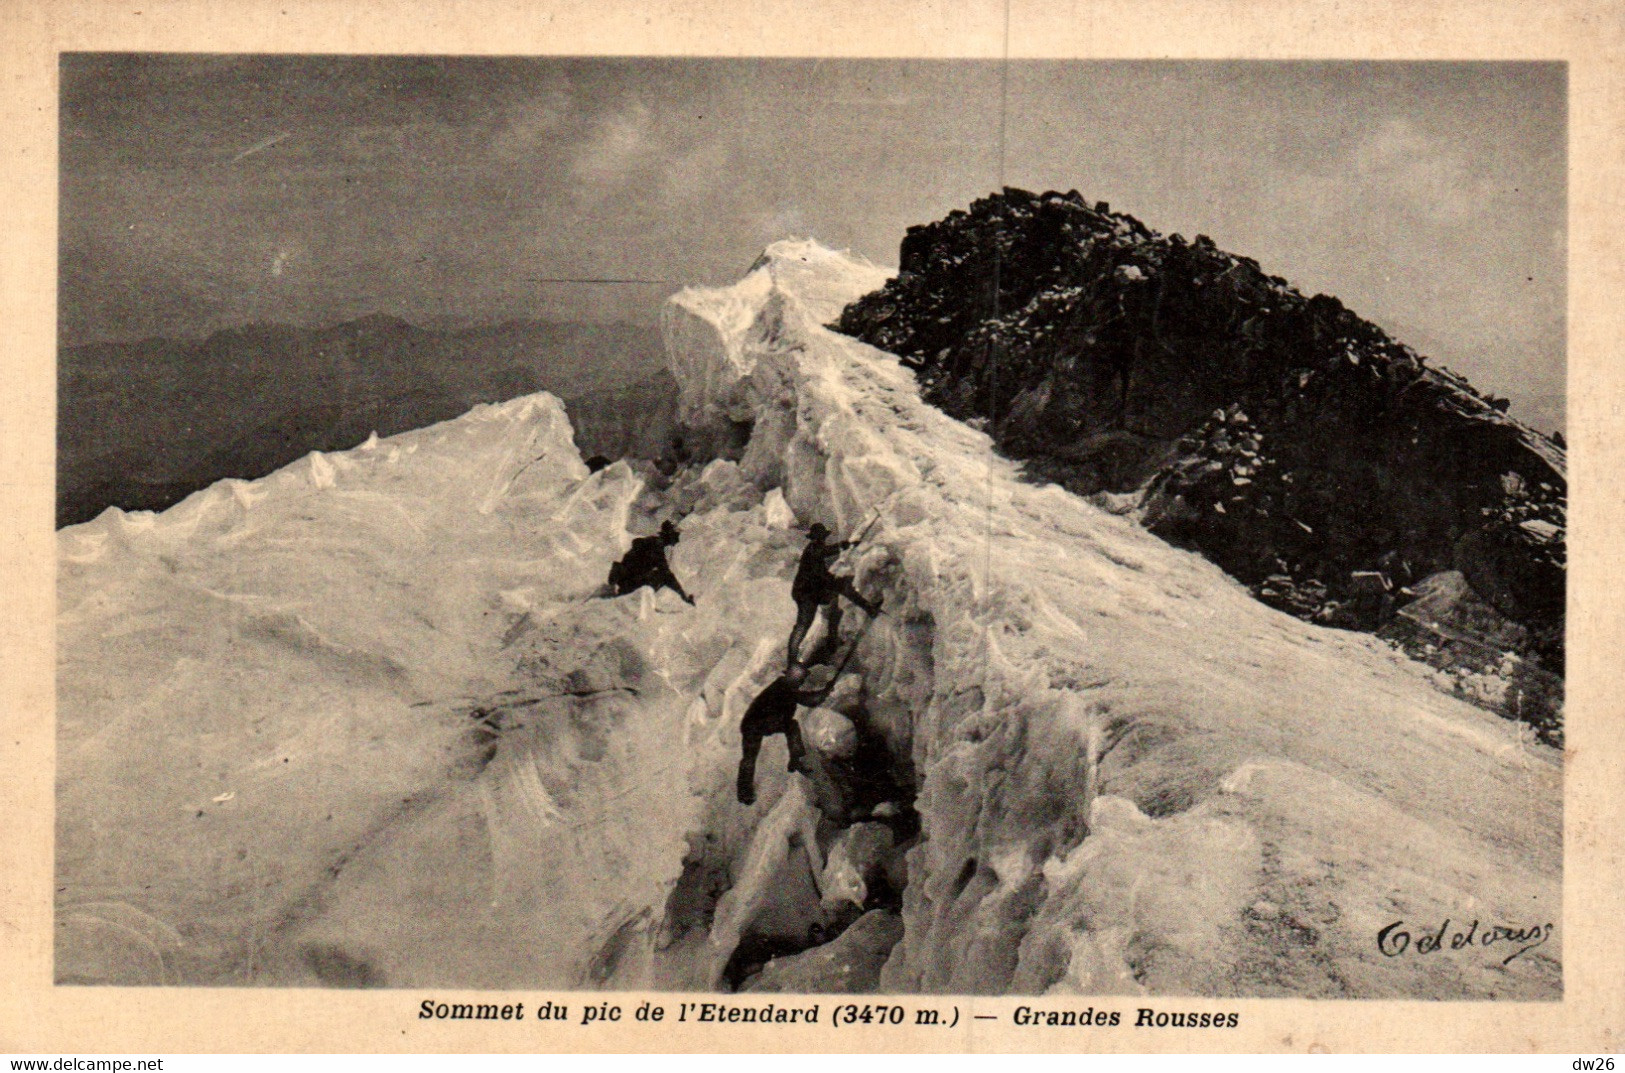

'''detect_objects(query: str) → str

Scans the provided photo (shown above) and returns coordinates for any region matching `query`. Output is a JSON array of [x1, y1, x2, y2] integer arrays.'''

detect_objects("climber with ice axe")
[[785, 511, 884, 670]]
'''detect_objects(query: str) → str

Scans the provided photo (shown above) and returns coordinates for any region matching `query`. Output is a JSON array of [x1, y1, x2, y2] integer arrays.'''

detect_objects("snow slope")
[[56, 240, 1560, 997], [664, 240, 1560, 998]]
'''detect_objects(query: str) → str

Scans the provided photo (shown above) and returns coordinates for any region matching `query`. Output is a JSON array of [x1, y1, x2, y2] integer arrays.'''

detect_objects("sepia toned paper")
[[2, 0, 1622, 1055]]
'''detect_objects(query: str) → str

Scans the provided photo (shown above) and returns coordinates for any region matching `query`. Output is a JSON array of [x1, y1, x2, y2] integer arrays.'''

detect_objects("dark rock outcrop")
[[834, 188, 1565, 733], [1378, 570, 1563, 743]]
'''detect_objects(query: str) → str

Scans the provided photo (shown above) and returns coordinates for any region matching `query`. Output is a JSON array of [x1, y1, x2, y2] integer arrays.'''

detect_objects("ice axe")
[[844, 485, 908, 547], [831, 503, 885, 569], [838, 503, 895, 618], [846, 508, 883, 548]]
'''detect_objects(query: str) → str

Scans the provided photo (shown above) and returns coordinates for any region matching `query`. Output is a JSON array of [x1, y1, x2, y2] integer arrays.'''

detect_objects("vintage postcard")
[[2, 0, 1622, 1055]]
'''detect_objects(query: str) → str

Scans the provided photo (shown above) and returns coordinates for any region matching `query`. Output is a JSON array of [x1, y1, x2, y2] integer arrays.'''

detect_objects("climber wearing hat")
[[605, 520, 695, 604], [786, 521, 881, 668]]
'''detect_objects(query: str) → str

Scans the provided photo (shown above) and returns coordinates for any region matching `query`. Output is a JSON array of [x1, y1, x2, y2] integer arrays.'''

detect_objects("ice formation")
[[56, 240, 1560, 998]]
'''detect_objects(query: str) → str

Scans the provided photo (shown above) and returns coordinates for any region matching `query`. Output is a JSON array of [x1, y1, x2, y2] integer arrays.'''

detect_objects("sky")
[[59, 56, 1566, 431]]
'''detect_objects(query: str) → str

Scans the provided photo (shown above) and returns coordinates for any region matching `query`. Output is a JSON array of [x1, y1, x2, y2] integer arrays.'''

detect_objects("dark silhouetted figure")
[[736, 661, 840, 806], [787, 522, 881, 668], [606, 520, 695, 605]]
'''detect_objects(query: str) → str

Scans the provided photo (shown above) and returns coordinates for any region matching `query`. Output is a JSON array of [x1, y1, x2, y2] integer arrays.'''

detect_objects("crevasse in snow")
[[56, 240, 1559, 998], [662, 239, 1559, 998]]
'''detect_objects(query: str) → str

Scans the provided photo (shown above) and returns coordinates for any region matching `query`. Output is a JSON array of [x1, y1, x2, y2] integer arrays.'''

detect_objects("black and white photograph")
[[48, 53, 1572, 1004]]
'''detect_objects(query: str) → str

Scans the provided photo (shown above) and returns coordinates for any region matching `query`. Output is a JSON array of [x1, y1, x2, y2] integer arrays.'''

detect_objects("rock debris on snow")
[[834, 189, 1565, 741]]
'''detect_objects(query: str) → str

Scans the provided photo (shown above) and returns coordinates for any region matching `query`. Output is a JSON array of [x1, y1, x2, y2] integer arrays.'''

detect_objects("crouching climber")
[[786, 522, 882, 668], [605, 520, 695, 605], [736, 662, 843, 806]]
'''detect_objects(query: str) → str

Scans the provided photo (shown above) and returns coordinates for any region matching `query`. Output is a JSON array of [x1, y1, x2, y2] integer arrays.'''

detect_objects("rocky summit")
[[834, 188, 1566, 741]]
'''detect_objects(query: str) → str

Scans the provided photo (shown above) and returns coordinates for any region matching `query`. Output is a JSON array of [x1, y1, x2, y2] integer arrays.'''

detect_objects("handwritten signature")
[[1377, 919, 1554, 966]]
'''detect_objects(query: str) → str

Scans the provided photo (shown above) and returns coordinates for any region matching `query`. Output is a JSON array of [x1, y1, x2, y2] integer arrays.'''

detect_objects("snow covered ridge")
[[661, 239, 1559, 997], [56, 239, 1557, 998], [56, 394, 647, 985]]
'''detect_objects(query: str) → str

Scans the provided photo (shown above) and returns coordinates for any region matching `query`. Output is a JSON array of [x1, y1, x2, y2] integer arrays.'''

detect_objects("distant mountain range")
[[58, 315, 676, 527]]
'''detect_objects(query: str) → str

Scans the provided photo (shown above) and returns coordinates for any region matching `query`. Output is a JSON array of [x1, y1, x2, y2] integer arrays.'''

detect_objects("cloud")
[[658, 137, 732, 210], [753, 204, 810, 244], [1350, 117, 1495, 224], [490, 91, 573, 161], [570, 100, 654, 191]]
